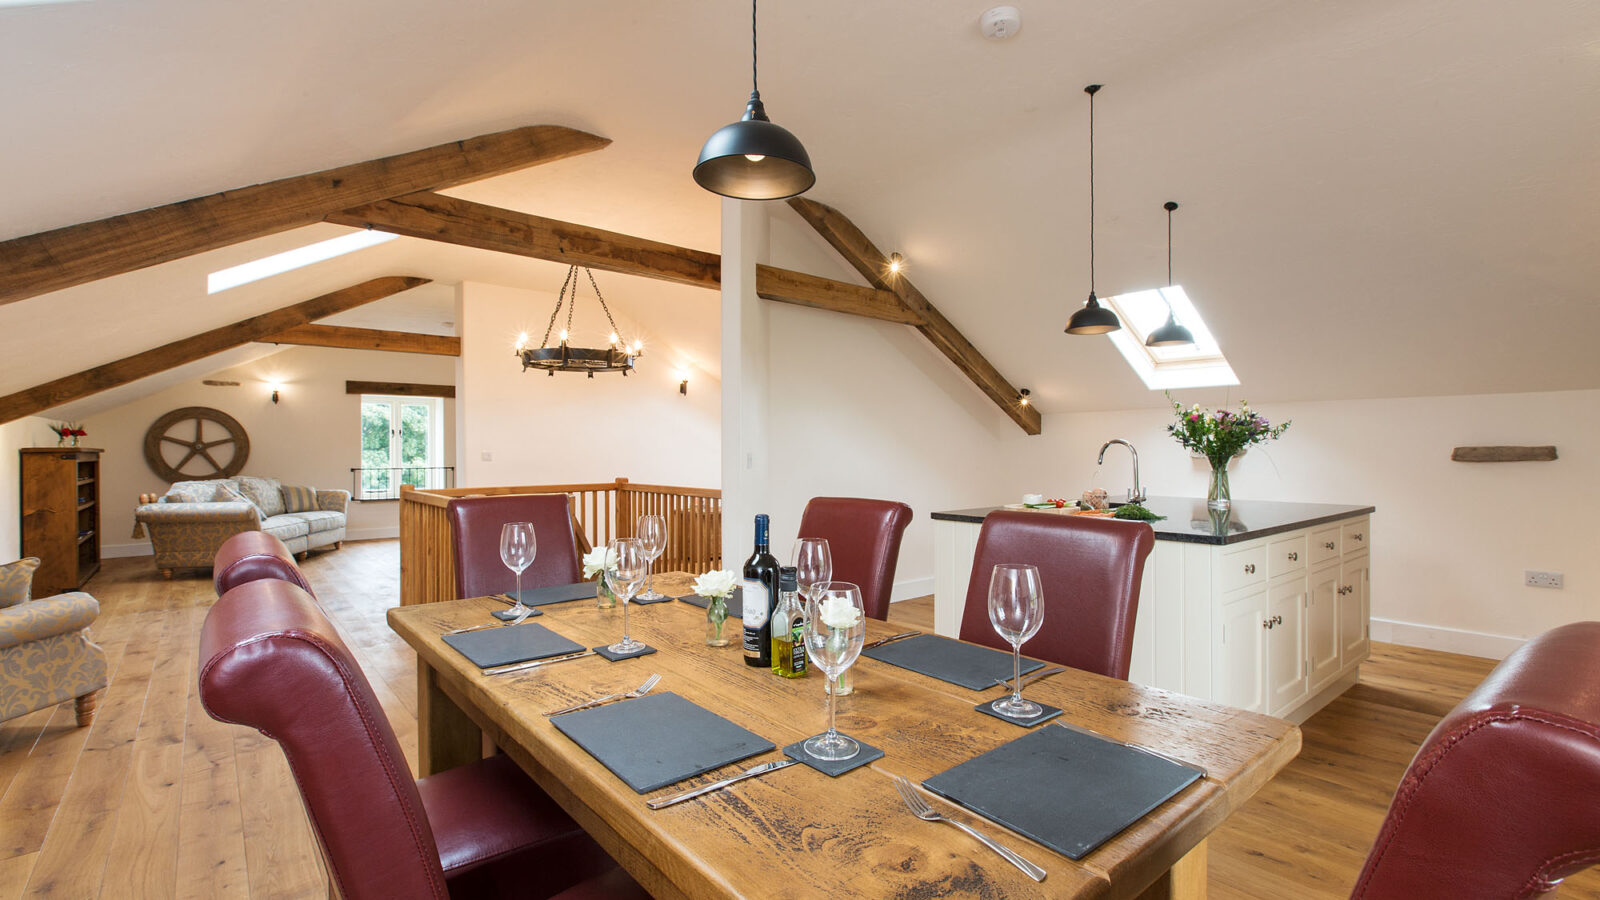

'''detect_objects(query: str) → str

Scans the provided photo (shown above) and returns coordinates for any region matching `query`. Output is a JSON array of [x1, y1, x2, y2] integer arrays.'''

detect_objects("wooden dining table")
[[387, 573, 1300, 900]]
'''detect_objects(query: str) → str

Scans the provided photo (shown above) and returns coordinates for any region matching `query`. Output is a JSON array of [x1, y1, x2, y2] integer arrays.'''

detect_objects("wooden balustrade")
[[398, 478, 722, 606]]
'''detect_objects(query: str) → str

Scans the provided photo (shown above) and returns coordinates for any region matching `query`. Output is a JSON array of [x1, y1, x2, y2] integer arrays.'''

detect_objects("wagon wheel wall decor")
[[143, 407, 251, 482]]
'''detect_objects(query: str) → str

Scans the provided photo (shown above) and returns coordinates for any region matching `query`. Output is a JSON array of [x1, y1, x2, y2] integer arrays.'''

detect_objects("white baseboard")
[[1370, 617, 1526, 660], [891, 575, 934, 603], [103, 542, 152, 559]]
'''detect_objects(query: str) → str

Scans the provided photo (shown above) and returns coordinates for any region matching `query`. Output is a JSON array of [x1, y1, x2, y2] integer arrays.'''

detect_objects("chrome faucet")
[[1098, 439, 1146, 503]]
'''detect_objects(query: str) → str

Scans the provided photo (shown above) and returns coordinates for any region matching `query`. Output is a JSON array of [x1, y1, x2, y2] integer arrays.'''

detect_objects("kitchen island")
[[931, 497, 1375, 722]]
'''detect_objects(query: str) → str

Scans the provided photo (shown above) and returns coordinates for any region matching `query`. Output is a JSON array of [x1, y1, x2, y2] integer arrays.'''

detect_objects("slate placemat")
[[677, 587, 742, 618], [506, 581, 599, 607], [861, 634, 1044, 690], [442, 622, 586, 669], [551, 692, 774, 793], [923, 724, 1204, 860]]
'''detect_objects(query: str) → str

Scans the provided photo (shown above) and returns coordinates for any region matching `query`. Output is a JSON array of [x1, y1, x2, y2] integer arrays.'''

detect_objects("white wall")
[[87, 346, 456, 556], [455, 281, 720, 490], [0, 417, 67, 560], [996, 390, 1600, 657]]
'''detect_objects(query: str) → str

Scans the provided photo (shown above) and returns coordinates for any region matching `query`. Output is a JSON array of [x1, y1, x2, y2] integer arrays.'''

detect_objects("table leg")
[[1134, 839, 1207, 900], [417, 663, 482, 776]]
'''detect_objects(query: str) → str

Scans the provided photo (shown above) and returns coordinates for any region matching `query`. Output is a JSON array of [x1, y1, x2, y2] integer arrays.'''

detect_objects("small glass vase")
[[595, 574, 617, 609], [705, 596, 731, 647], [1207, 461, 1231, 511], [823, 669, 853, 697]]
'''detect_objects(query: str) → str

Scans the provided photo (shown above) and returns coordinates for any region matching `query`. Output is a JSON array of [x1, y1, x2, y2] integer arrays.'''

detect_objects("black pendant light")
[[1066, 84, 1121, 335], [1146, 201, 1196, 347], [693, 0, 815, 200]]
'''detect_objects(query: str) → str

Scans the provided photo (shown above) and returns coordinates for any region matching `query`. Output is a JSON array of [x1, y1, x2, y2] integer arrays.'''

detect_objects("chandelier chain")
[[584, 267, 625, 341], [539, 265, 578, 347]]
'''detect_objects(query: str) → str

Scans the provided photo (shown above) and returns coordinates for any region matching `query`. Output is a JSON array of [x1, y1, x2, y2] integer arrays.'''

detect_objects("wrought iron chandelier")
[[516, 266, 642, 377]]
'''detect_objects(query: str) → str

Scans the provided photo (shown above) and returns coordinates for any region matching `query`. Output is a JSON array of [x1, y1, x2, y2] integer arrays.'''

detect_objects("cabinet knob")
[[1244, 563, 1256, 575], [1324, 542, 1336, 550], [1354, 533, 1364, 541], [1262, 619, 1272, 629], [1273, 614, 1283, 626], [1288, 551, 1298, 561]]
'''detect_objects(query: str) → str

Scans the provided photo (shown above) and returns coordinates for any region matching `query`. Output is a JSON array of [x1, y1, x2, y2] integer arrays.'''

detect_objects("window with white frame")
[[358, 395, 445, 499], [1102, 285, 1240, 390]]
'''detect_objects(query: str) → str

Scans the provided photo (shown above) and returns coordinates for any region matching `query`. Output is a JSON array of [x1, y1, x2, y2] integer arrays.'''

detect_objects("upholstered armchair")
[[0, 558, 108, 726]]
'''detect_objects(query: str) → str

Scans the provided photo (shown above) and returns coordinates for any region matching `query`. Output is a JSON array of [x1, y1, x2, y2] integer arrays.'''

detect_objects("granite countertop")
[[930, 496, 1375, 545]]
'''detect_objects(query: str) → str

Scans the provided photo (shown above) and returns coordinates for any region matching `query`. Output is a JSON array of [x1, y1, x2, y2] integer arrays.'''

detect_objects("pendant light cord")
[[1086, 85, 1098, 291], [751, 0, 759, 93], [1167, 204, 1173, 286]]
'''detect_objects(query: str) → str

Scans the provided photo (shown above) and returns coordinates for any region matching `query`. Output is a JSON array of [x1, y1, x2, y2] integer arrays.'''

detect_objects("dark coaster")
[[491, 606, 546, 621], [782, 737, 884, 776], [676, 587, 743, 618], [593, 643, 658, 661], [975, 698, 1064, 728], [631, 593, 674, 604]]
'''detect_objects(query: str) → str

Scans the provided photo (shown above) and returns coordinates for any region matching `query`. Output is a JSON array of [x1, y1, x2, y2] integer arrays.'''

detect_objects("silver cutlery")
[[889, 774, 1047, 883], [647, 759, 799, 810], [861, 631, 921, 651], [444, 605, 533, 636], [480, 649, 596, 677], [544, 673, 662, 717], [991, 665, 1067, 690]]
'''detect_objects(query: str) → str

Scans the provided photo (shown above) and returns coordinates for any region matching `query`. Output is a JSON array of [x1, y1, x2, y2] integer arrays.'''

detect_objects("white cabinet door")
[[1216, 587, 1267, 713], [1266, 577, 1308, 715], [1339, 552, 1371, 667], [1307, 562, 1341, 690]]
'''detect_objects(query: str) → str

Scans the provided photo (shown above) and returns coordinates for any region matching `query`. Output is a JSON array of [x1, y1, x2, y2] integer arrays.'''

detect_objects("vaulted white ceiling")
[[1, 0, 1595, 415]]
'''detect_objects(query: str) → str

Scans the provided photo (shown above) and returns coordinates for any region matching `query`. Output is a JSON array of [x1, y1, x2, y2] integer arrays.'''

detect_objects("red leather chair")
[[212, 530, 314, 598], [958, 511, 1154, 679], [197, 578, 644, 900], [447, 494, 583, 600], [1351, 622, 1600, 899], [797, 497, 913, 621]]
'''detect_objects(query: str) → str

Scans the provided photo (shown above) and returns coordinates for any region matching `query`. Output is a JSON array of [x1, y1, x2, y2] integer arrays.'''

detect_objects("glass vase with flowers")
[[1166, 393, 1290, 510]]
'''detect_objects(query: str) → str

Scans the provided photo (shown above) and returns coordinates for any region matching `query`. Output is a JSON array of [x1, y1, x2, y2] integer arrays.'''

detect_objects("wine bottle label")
[[741, 579, 769, 629]]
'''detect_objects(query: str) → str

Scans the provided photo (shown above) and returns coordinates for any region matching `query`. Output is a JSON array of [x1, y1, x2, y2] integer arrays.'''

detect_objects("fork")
[[889, 774, 1047, 882], [443, 605, 533, 636], [544, 673, 662, 716]]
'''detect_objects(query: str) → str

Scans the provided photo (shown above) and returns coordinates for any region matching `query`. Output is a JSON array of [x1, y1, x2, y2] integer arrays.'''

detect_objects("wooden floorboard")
[[0, 541, 1591, 897]]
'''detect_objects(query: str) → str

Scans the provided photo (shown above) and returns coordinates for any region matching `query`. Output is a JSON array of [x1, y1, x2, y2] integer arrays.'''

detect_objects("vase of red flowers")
[[51, 423, 86, 448], [1166, 395, 1290, 510]]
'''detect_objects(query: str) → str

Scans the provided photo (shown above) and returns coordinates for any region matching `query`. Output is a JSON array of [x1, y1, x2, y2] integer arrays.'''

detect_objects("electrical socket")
[[1525, 570, 1564, 589]]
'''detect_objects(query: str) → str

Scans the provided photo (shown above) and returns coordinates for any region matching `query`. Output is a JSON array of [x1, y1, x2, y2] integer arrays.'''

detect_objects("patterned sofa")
[[132, 476, 349, 578], [0, 557, 107, 726]]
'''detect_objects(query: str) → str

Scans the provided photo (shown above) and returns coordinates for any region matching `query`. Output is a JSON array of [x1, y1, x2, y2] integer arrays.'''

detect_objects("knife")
[[647, 759, 799, 809], [861, 631, 921, 651], [991, 665, 1067, 690], [480, 649, 596, 677]]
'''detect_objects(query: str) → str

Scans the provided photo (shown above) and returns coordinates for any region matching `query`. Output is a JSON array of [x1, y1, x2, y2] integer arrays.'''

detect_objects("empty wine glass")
[[499, 522, 537, 618], [802, 582, 866, 761], [607, 538, 649, 654], [636, 515, 667, 600], [989, 564, 1044, 719], [792, 538, 832, 603]]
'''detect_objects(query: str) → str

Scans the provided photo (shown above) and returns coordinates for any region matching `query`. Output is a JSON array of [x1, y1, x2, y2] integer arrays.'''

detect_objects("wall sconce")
[[268, 382, 284, 404], [679, 379, 689, 396]]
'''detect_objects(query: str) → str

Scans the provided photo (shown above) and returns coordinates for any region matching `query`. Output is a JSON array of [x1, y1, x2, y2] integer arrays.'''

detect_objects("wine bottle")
[[771, 567, 807, 678], [742, 514, 780, 667]]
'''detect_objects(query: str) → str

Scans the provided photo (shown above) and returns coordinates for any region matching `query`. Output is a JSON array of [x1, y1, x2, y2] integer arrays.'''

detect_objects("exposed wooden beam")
[[786, 197, 1042, 434], [345, 381, 455, 399], [329, 191, 916, 323], [265, 324, 460, 356], [0, 276, 429, 424], [0, 126, 607, 306]]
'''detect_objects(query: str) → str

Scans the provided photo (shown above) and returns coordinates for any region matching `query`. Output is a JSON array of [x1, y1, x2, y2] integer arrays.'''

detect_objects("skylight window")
[[207, 230, 398, 293], [1103, 285, 1239, 390]]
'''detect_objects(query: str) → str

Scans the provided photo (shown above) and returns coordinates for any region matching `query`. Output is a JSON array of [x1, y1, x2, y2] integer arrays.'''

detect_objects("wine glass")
[[499, 522, 537, 618], [988, 564, 1044, 718], [606, 538, 649, 654], [792, 538, 832, 604], [636, 515, 667, 600], [802, 582, 866, 761]]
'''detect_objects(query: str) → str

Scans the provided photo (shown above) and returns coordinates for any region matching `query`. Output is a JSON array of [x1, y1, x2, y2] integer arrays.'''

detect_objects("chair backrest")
[[798, 497, 913, 621], [212, 530, 314, 598], [197, 579, 448, 900], [958, 511, 1154, 679], [446, 494, 582, 600], [1351, 621, 1600, 900]]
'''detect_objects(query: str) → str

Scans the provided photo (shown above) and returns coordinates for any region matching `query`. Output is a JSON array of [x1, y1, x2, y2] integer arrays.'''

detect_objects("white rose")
[[819, 596, 861, 630], [582, 546, 618, 579], [693, 569, 738, 599]]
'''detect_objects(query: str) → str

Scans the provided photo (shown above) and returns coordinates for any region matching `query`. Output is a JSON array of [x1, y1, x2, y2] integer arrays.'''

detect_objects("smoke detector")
[[980, 6, 1022, 40]]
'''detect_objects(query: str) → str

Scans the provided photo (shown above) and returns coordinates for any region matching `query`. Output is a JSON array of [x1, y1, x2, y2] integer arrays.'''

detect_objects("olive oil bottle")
[[771, 567, 807, 678]]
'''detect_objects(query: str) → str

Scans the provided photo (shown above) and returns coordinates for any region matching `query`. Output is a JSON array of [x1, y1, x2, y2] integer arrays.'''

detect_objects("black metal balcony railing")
[[350, 466, 455, 501]]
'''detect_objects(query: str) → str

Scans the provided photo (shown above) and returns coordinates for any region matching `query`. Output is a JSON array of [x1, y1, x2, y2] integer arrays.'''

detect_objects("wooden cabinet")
[[20, 448, 101, 597]]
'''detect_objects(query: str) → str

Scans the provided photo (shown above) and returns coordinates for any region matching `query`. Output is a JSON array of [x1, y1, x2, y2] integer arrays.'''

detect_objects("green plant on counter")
[[1113, 502, 1166, 521]]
